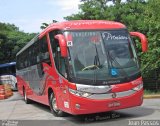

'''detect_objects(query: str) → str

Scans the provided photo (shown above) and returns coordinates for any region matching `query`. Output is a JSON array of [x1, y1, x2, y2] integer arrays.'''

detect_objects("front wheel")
[[49, 92, 66, 117]]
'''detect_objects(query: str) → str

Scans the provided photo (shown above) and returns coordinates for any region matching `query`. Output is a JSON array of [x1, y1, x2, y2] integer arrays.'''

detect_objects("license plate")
[[108, 101, 121, 108]]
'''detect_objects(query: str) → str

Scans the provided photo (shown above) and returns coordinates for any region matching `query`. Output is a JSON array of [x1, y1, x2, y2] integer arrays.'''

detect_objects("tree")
[[139, 0, 160, 76], [40, 23, 49, 30], [0, 22, 36, 64], [40, 20, 58, 30], [64, 0, 160, 77]]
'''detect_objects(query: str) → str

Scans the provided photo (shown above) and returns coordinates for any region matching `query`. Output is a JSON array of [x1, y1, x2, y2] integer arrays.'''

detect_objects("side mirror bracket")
[[54, 34, 68, 57], [130, 32, 148, 52]]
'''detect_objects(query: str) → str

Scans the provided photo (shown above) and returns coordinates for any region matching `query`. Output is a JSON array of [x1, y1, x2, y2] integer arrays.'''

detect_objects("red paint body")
[[17, 20, 147, 115]]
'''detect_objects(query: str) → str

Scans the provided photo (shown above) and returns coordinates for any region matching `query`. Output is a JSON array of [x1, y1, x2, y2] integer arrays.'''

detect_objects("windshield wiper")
[[107, 50, 130, 81], [93, 44, 101, 84]]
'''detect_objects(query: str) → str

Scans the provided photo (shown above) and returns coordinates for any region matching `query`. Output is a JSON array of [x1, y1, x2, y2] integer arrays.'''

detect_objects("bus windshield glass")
[[65, 29, 140, 85], [0, 63, 16, 76]]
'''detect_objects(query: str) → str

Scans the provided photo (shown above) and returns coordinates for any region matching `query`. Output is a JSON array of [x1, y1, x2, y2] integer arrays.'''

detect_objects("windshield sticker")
[[67, 41, 73, 47], [111, 68, 118, 76], [102, 32, 128, 41]]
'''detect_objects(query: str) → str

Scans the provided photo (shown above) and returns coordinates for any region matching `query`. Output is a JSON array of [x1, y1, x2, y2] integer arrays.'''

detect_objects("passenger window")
[[39, 36, 50, 62]]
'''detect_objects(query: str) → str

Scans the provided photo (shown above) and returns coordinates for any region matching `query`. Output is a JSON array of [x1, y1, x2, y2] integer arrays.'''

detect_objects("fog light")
[[75, 104, 80, 109]]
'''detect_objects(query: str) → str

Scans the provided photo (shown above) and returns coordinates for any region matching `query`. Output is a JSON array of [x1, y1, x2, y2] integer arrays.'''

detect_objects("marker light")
[[132, 83, 143, 91]]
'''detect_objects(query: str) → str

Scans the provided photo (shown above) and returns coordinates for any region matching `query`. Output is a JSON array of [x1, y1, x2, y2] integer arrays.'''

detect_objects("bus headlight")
[[132, 84, 143, 91], [69, 88, 92, 98]]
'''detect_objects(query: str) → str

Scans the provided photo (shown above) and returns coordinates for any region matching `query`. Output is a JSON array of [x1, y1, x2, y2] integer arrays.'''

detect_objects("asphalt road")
[[0, 92, 160, 126]]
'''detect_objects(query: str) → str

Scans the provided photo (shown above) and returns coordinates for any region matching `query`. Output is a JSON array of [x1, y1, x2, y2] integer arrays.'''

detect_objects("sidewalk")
[[143, 94, 160, 99]]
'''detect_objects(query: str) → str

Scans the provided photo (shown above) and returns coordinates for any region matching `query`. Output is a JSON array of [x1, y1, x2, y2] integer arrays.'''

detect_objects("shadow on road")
[[2, 92, 155, 125], [30, 100, 155, 125], [66, 107, 155, 124]]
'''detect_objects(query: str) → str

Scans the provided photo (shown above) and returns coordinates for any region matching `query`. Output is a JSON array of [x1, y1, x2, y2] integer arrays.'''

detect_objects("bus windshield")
[[65, 29, 140, 85], [0, 63, 16, 76]]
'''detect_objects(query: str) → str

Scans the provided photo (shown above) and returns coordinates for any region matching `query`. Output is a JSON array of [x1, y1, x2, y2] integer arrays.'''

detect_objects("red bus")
[[16, 20, 148, 117]]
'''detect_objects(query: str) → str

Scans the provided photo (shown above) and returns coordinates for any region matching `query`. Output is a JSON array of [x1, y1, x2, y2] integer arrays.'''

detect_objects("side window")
[[49, 31, 67, 77], [24, 49, 29, 68], [17, 36, 51, 70], [38, 36, 50, 63], [28, 47, 32, 66], [19, 53, 23, 69], [29, 41, 39, 66], [18, 50, 27, 69], [34, 42, 39, 64], [16, 55, 20, 70], [21, 51, 25, 69]]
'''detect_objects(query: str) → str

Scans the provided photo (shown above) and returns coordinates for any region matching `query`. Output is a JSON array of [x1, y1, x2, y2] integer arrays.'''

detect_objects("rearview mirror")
[[54, 34, 68, 57], [130, 32, 148, 52]]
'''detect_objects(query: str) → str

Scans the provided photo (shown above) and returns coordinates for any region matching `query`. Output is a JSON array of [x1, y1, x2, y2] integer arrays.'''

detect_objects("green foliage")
[[40, 20, 58, 30], [144, 89, 160, 95], [64, 0, 160, 77], [0, 22, 36, 64], [40, 23, 49, 30]]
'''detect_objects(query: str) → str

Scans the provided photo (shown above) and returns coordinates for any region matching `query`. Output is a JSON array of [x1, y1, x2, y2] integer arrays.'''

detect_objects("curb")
[[143, 95, 160, 99]]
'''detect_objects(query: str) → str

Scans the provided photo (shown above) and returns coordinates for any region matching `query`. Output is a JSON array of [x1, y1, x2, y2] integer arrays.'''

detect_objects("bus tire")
[[49, 92, 66, 117], [23, 88, 31, 104]]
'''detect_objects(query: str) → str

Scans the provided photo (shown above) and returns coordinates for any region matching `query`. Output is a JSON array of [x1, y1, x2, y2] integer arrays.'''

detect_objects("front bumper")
[[69, 89, 143, 115]]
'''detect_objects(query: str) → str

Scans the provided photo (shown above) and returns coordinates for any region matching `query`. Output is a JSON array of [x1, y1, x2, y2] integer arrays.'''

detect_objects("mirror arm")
[[130, 32, 148, 52], [55, 34, 68, 57], [55, 35, 67, 48]]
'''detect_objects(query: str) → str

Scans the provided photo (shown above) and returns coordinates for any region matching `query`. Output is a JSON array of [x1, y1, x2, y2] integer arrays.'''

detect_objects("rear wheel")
[[49, 92, 66, 117], [23, 88, 31, 104]]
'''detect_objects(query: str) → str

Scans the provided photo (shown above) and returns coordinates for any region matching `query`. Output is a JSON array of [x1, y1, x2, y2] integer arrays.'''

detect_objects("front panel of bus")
[[61, 29, 143, 114]]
